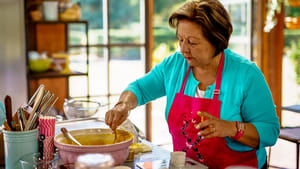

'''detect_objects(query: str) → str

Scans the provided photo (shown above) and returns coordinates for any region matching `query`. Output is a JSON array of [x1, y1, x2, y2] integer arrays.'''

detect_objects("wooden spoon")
[[61, 127, 82, 146], [4, 95, 14, 130]]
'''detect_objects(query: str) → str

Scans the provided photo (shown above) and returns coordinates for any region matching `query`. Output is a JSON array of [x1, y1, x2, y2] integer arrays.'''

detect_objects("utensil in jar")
[[25, 85, 45, 131], [27, 112, 40, 130], [44, 97, 58, 115], [28, 84, 44, 107], [17, 108, 25, 131], [61, 127, 82, 146], [39, 93, 54, 114], [4, 95, 14, 130]]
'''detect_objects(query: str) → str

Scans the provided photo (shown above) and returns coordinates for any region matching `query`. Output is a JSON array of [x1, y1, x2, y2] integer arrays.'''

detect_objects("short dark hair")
[[169, 0, 233, 55]]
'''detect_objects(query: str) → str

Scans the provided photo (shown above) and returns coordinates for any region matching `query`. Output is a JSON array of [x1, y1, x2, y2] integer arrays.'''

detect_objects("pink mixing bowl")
[[54, 128, 133, 166]]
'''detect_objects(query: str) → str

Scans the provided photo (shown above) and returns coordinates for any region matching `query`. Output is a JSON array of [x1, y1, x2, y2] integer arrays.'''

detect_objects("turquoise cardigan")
[[125, 48, 280, 168]]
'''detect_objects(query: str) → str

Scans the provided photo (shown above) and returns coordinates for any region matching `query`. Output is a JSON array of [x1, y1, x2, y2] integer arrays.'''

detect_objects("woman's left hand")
[[194, 111, 236, 139]]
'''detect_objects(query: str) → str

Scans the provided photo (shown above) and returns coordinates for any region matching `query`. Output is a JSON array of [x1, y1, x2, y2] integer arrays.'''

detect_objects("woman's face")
[[177, 19, 216, 67]]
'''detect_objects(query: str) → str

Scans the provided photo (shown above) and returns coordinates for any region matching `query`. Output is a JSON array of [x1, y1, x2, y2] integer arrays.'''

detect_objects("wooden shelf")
[[25, 18, 89, 111], [26, 20, 88, 24], [28, 71, 87, 79]]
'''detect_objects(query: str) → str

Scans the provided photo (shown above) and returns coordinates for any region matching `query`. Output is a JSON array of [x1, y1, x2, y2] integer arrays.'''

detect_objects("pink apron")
[[167, 53, 258, 169]]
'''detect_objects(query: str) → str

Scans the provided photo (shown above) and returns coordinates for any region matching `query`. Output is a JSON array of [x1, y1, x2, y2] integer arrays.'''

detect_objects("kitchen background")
[[1, 0, 300, 168]]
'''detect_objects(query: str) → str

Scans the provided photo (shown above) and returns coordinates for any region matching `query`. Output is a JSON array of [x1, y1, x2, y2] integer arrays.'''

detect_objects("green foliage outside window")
[[284, 4, 300, 86], [153, 0, 185, 66], [289, 39, 300, 85]]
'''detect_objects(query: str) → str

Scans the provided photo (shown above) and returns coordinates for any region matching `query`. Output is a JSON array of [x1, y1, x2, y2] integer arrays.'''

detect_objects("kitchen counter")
[[1, 117, 207, 169], [125, 140, 208, 169], [54, 117, 207, 169]]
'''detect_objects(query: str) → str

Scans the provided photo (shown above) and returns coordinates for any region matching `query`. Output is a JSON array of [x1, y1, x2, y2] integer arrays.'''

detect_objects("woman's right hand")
[[105, 103, 130, 131]]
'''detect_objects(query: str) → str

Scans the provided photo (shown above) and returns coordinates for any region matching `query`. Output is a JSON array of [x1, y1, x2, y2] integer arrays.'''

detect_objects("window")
[[220, 0, 252, 60], [281, 3, 300, 126], [151, 0, 184, 148], [68, 0, 147, 133]]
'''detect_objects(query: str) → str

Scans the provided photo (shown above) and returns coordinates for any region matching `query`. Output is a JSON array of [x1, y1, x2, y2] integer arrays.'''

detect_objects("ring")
[[212, 127, 216, 132]]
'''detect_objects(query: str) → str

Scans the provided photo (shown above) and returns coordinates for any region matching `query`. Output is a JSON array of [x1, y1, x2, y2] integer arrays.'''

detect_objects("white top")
[[195, 87, 206, 98]]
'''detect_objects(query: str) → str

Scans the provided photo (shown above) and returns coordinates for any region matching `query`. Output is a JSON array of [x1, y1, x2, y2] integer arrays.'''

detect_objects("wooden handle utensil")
[[61, 127, 82, 146], [4, 95, 14, 130]]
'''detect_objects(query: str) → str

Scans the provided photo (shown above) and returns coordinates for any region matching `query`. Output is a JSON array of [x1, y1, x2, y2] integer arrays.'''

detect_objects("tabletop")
[[282, 104, 300, 113], [55, 117, 207, 169], [1, 117, 207, 169]]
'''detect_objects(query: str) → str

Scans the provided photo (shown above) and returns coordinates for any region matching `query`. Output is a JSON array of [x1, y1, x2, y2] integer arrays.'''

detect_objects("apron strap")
[[179, 67, 191, 94], [213, 52, 224, 100]]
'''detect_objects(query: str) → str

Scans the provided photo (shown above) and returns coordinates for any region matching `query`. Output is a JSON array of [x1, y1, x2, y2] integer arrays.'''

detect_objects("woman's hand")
[[105, 103, 129, 131], [105, 91, 138, 131], [194, 111, 236, 139], [195, 111, 260, 148]]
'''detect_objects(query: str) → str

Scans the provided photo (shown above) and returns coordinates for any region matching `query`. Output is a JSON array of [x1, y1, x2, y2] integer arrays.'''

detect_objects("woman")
[[105, 0, 280, 168]]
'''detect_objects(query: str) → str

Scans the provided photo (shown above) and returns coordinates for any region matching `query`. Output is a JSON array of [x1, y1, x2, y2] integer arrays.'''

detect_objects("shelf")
[[28, 71, 87, 79], [25, 1, 90, 112], [26, 20, 88, 25]]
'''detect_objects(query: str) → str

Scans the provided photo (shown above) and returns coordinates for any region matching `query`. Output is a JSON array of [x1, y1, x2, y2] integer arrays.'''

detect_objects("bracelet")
[[114, 101, 131, 111], [230, 121, 245, 140]]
